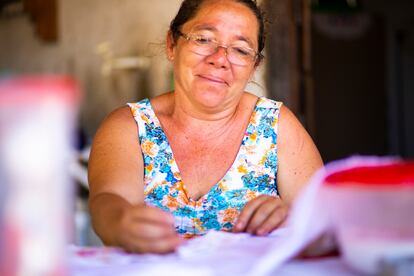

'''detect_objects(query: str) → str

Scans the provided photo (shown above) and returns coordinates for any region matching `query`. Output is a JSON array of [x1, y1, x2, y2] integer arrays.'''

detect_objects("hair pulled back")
[[169, 0, 266, 64]]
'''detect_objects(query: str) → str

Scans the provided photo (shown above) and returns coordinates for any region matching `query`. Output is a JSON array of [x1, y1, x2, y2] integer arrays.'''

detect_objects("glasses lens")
[[186, 34, 216, 56], [192, 44, 215, 56], [184, 33, 257, 66], [228, 47, 255, 66]]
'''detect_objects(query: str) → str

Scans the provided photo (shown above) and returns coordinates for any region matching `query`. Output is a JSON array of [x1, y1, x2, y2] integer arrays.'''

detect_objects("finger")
[[255, 205, 288, 236], [130, 205, 175, 226], [120, 224, 181, 253], [129, 220, 177, 240], [126, 235, 182, 254], [245, 198, 280, 234], [233, 195, 270, 232]]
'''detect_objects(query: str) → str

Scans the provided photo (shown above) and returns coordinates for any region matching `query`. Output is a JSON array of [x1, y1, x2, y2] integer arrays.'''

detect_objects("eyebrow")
[[192, 24, 217, 32], [191, 24, 256, 48]]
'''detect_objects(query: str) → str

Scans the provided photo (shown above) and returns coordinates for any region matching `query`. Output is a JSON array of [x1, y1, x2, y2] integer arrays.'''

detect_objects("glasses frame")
[[176, 30, 262, 66]]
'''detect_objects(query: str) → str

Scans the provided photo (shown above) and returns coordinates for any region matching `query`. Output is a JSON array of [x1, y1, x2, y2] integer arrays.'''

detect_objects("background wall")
[[296, 0, 414, 161], [363, 0, 414, 158], [0, 0, 180, 139]]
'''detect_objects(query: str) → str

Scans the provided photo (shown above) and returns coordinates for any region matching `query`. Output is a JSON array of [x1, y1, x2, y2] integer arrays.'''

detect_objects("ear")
[[254, 55, 263, 68], [166, 31, 175, 61]]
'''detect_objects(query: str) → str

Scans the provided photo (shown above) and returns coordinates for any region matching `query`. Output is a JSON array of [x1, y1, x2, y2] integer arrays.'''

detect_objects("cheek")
[[173, 57, 199, 88], [175, 54, 204, 79]]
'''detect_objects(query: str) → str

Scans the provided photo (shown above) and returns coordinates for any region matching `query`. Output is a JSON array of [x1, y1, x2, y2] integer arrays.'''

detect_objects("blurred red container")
[[323, 162, 414, 275]]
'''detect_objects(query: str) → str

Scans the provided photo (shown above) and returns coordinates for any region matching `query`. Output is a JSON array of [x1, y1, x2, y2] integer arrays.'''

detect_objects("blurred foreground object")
[[0, 76, 80, 275], [251, 157, 414, 276], [323, 160, 414, 275]]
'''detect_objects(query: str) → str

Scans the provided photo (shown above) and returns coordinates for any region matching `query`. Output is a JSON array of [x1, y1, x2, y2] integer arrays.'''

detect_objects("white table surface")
[[69, 231, 361, 276]]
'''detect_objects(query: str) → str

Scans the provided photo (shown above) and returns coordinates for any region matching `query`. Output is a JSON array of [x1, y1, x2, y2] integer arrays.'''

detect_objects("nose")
[[216, 45, 228, 56], [206, 46, 230, 69]]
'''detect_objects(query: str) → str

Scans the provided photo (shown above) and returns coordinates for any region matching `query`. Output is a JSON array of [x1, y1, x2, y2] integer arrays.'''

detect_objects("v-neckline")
[[146, 97, 262, 203]]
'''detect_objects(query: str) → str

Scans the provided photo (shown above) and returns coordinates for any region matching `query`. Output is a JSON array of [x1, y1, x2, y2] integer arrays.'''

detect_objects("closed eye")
[[194, 35, 215, 45], [232, 46, 252, 56]]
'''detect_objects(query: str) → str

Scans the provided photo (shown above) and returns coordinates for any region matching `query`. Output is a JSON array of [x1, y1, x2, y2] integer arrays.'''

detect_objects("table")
[[69, 231, 361, 276]]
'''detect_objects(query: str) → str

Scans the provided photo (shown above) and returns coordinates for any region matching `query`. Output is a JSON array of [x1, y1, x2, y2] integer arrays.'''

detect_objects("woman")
[[88, 0, 323, 254]]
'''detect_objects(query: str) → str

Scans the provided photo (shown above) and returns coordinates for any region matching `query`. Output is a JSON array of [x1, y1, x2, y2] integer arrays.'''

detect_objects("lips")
[[197, 74, 229, 86]]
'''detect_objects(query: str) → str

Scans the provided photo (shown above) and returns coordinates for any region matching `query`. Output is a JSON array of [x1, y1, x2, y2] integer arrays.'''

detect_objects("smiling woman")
[[88, 0, 323, 254], [167, 0, 259, 110]]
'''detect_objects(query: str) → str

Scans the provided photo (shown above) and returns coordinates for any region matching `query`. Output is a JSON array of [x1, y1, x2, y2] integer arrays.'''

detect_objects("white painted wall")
[[0, 0, 182, 138]]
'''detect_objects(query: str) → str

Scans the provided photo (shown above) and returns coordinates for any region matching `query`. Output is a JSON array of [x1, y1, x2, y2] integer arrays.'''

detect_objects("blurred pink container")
[[323, 162, 414, 275], [0, 76, 80, 276]]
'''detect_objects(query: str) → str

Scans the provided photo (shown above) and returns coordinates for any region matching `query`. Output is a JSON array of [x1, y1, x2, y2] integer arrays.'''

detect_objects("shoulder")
[[279, 105, 299, 125], [102, 106, 136, 127], [277, 105, 306, 147], [93, 105, 138, 144]]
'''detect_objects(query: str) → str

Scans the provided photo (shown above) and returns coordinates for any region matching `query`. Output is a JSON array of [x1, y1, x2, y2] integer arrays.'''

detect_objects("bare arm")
[[277, 105, 323, 205], [88, 106, 180, 253], [88, 107, 143, 206]]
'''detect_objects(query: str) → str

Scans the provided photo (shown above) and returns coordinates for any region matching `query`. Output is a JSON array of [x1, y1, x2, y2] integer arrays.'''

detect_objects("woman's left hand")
[[232, 195, 288, 236]]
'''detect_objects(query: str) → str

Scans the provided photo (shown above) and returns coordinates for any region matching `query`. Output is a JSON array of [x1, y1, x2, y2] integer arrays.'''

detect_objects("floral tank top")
[[128, 97, 282, 238]]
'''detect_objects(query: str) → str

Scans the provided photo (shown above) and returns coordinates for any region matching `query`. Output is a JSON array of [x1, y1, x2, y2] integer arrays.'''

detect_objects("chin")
[[193, 87, 228, 109], [197, 95, 225, 109]]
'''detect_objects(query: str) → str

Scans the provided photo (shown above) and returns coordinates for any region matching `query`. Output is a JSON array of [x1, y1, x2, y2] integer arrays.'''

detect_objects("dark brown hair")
[[169, 0, 266, 64]]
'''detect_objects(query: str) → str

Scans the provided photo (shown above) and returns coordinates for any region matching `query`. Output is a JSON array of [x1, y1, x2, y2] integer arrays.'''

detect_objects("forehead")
[[182, 0, 259, 45]]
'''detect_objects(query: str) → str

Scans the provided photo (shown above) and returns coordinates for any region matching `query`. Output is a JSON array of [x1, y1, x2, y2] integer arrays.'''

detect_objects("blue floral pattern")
[[128, 97, 282, 238]]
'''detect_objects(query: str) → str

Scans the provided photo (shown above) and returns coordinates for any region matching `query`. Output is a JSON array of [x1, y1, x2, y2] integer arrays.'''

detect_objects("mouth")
[[197, 74, 229, 86]]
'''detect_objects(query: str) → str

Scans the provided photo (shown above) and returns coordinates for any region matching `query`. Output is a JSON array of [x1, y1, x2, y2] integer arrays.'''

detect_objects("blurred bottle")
[[0, 76, 80, 276]]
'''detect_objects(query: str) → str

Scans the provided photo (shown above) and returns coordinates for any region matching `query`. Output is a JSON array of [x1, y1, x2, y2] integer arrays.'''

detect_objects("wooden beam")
[[23, 0, 57, 42], [264, 0, 300, 114], [302, 0, 316, 137]]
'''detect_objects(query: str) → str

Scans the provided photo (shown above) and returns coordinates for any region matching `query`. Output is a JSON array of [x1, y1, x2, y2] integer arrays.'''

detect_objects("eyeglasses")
[[177, 31, 261, 66]]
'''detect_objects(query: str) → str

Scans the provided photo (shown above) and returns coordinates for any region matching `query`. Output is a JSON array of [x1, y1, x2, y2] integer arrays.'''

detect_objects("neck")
[[170, 91, 247, 138]]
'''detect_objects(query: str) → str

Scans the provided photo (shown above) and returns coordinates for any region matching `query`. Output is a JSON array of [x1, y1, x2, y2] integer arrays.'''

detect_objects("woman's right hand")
[[88, 107, 181, 254], [115, 204, 182, 254]]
